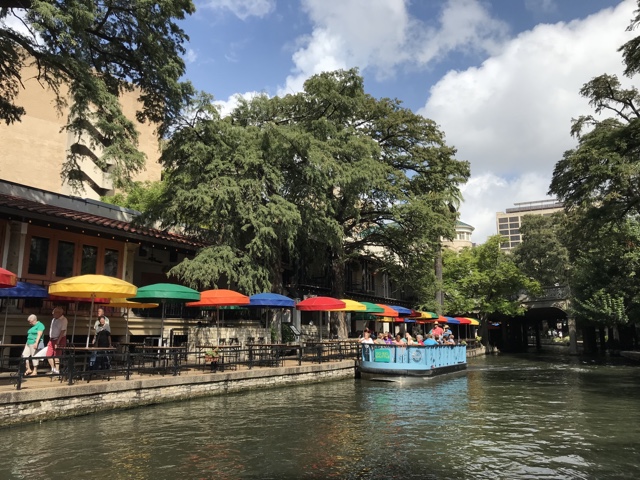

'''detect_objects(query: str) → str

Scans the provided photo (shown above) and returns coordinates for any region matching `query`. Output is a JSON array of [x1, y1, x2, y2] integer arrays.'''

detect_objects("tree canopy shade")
[[442, 236, 541, 346], [0, 0, 195, 189], [512, 213, 570, 287], [150, 70, 469, 337]]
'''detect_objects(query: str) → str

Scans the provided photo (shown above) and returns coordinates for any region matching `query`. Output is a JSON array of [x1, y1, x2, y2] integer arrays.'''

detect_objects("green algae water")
[[1, 354, 639, 479]]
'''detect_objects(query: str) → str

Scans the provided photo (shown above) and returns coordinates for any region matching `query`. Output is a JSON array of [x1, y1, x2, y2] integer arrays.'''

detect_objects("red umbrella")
[[295, 297, 345, 311], [295, 297, 345, 342], [0, 267, 17, 288], [455, 317, 472, 324]]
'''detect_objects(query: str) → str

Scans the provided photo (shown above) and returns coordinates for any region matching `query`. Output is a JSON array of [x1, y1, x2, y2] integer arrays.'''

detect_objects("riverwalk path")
[[0, 359, 356, 428]]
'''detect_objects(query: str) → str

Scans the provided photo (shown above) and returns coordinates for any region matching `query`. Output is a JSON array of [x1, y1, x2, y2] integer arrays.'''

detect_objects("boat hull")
[[356, 344, 467, 383]]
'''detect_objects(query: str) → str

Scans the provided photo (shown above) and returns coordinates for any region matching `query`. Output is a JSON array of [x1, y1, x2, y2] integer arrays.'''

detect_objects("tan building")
[[496, 200, 563, 251], [0, 63, 162, 200], [442, 220, 475, 252]]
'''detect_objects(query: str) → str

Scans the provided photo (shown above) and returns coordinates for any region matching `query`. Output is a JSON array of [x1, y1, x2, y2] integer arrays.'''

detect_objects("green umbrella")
[[358, 302, 386, 313], [129, 283, 200, 345]]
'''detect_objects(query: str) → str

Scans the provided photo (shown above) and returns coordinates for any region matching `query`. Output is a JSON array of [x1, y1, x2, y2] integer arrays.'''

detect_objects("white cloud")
[[420, 0, 636, 243], [184, 49, 198, 64], [213, 91, 264, 117], [279, 0, 508, 95], [460, 172, 555, 244], [524, 0, 558, 15], [200, 0, 275, 20]]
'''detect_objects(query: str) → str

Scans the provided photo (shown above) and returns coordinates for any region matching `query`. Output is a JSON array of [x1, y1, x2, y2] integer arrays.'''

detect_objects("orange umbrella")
[[186, 289, 250, 307], [186, 289, 250, 345], [372, 304, 399, 317]]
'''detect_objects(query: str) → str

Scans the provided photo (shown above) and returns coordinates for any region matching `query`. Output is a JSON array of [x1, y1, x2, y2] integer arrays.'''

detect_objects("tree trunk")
[[434, 249, 443, 313], [330, 255, 348, 339]]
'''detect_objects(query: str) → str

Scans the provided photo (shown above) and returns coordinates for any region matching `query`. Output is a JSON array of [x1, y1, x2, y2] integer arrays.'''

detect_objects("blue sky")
[[176, 0, 637, 244]]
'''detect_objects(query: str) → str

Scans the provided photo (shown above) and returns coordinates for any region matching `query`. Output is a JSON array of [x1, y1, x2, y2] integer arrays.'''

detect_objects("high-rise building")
[[496, 199, 563, 251]]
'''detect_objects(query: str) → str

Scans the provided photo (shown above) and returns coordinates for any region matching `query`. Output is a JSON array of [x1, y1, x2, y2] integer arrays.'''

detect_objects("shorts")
[[46, 337, 67, 357], [21, 344, 36, 358]]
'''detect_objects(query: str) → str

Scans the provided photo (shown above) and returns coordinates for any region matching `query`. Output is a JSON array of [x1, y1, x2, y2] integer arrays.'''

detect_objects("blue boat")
[[356, 344, 467, 383]]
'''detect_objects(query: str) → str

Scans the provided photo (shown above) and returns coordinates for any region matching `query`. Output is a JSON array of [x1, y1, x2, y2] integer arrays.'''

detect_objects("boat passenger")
[[445, 334, 456, 345], [424, 334, 438, 346], [416, 334, 425, 346], [383, 333, 393, 345], [404, 332, 416, 345], [393, 334, 405, 346], [374, 333, 386, 344], [359, 328, 374, 344], [430, 322, 444, 338]]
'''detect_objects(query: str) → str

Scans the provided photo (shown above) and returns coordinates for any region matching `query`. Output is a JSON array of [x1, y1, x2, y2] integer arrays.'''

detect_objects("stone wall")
[[0, 362, 355, 428]]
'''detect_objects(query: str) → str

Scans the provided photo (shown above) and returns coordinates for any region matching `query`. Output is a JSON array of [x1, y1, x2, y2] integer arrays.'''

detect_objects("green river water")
[[0, 353, 638, 479]]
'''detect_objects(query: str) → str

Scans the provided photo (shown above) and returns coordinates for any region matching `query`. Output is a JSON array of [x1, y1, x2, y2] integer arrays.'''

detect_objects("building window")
[[104, 249, 119, 277], [55, 241, 75, 277], [28, 236, 49, 275], [498, 218, 508, 224], [81, 245, 98, 274]]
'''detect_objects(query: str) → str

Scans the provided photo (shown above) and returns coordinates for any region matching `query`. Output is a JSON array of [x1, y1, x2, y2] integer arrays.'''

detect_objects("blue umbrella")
[[0, 282, 48, 343], [388, 305, 413, 316], [443, 316, 461, 325], [249, 293, 295, 308], [249, 293, 295, 343]]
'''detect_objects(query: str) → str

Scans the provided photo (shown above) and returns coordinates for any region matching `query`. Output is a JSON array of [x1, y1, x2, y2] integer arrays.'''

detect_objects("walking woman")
[[22, 314, 45, 376]]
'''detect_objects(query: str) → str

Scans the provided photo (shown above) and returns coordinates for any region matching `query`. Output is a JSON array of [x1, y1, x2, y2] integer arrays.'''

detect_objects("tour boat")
[[356, 343, 467, 383]]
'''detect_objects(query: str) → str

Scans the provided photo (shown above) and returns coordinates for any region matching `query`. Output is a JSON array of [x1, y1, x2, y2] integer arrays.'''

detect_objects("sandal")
[[24, 371, 32, 376]]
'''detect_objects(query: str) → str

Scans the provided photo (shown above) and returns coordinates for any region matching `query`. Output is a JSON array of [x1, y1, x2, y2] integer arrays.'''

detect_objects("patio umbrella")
[[186, 289, 249, 345], [106, 299, 160, 343], [336, 299, 367, 311], [249, 293, 295, 308], [372, 304, 399, 318], [388, 305, 413, 316], [0, 267, 17, 289], [49, 275, 137, 347], [295, 297, 345, 341], [0, 282, 48, 343], [249, 293, 295, 343], [359, 302, 385, 313], [129, 283, 200, 345]]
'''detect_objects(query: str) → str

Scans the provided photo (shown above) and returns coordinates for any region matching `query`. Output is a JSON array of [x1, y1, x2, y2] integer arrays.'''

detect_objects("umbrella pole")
[[125, 309, 130, 343], [85, 295, 95, 348], [71, 301, 78, 343], [159, 301, 166, 346], [1, 305, 8, 344], [216, 307, 220, 346]]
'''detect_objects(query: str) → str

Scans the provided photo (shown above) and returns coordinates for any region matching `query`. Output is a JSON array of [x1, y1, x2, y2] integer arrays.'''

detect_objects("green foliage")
[[442, 236, 541, 320], [152, 71, 469, 307], [513, 213, 570, 286], [1, 0, 195, 190], [101, 180, 166, 213]]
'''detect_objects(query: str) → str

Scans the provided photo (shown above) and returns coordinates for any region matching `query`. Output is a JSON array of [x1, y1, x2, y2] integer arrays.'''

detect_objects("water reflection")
[[1, 354, 639, 479]]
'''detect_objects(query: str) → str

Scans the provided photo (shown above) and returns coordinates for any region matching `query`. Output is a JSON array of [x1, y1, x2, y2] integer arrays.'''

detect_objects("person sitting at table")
[[205, 347, 220, 372], [92, 315, 112, 369], [22, 314, 45, 376]]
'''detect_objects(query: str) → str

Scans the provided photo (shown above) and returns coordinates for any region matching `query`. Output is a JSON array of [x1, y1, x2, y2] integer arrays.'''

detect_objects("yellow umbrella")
[[335, 299, 368, 311], [106, 299, 159, 343], [49, 275, 138, 347]]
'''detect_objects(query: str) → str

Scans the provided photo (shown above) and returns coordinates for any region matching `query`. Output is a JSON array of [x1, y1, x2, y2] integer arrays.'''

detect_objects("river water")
[[1, 354, 639, 479]]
